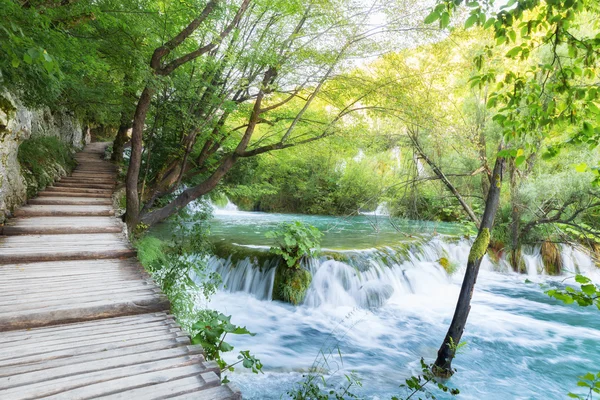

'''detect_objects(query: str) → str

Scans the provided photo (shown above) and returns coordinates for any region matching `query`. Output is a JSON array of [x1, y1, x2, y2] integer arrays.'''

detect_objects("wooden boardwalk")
[[0, 142, 241, 399]]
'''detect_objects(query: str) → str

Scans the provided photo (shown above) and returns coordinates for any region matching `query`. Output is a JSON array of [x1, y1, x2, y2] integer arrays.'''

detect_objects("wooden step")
[[46, 186, 114, 195], [60, 177, 116, 184], [1, 216, 122, 235], [0, 141, 239, 399], [0, 233, 135, 264], [68, 174, 117, 180], [13, 205, 114, 217], [38, 191, 113, 198], [54, 182, 116, 190], [28, 196, 112, 206], [0, 313, 224, 398]]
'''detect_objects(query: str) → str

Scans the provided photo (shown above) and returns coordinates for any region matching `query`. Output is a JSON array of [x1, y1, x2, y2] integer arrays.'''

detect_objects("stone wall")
[[0, 92, 90, 222]]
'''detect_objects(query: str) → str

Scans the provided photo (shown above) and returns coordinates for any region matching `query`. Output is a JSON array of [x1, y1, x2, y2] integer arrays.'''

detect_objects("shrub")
[[266, 221, 323, 268], [266, 221, 322, 305]]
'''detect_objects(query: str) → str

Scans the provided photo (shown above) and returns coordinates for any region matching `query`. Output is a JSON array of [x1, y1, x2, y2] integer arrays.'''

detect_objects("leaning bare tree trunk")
[[433, 155, 505, 377], [408, 130, 481, 228], [508, 158, 522, 272]]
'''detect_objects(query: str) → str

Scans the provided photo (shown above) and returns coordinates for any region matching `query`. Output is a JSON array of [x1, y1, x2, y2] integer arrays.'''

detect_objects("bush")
[[266, 221, 323, 268], [266, 221, 322, 304]]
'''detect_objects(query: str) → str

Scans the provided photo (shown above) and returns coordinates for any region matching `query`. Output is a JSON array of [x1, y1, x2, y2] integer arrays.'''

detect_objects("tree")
[[422, 0, 600, 376], [122, 0, 426, 228]]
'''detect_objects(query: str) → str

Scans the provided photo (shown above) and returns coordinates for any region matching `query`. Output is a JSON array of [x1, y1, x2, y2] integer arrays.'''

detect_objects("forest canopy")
[[1, 0, 599, 254]]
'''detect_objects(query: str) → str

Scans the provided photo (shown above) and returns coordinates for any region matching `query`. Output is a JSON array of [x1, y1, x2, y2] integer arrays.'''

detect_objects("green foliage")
[[266, 222, 323, 269], [17, 136, 76, 197], [288, 372, 362, 400], [266, 221, 321, 304], [568, 372, 600, 399], [135, 210, 219, 330], [225, 143, 393, 216], [546, 274, 600, 309], [546, 274, 600, 398], [393, 359, 460, 400], [191, 310, 262, 382]]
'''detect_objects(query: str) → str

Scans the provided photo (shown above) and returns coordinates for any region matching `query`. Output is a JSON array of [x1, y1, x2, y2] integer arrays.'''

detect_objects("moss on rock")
[[541, 241, 562, 276], [212, 241, 273, 267], [273, 263, 312, 305], [509, 248, 527, 274]]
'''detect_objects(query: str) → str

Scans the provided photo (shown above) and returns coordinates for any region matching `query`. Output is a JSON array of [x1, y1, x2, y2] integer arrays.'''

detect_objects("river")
[[196, 206, 600, 399]]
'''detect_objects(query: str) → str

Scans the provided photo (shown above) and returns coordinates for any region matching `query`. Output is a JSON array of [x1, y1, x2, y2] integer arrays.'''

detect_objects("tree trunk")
[[508, 158, 523, 272], [125, 86, 154, 227], [111, 120, 131, 163], [138, 78, 271, 227], [409, 132, 481, 228], [432, 155, 505, 377]]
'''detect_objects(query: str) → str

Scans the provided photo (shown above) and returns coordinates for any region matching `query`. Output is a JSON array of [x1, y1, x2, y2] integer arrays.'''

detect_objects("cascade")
[[208, 238, 599, 309], [202, 218, 600, 400]]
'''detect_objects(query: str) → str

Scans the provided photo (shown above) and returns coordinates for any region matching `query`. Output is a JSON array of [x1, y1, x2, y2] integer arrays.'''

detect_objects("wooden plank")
[[0, 329, 188, 368], [0, 249, 136, 265], [1, 346, 205, 389], [93, 372, 221, 399], [0, 258, 142, 273], [0, 317, 173, 345], [13, 205, 114, 217], [0, 313, 171, 341], [0, 341, 199, 378], [0, 295, 170, 331], [38, 191, 113, 198], [28, 197, 113, 205], [0, 354, 206, 398], [46, 186, 114, 194], [169, 384, 243, 400], [2, 216, 122, 234], [54, 182, 116, 189]]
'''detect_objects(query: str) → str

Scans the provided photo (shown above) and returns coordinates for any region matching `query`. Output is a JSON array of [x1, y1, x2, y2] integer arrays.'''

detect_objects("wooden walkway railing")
[[0, 142, 241, 399]]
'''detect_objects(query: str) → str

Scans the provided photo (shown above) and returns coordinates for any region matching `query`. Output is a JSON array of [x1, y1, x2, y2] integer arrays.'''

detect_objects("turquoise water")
[[208, 209, 469, 249], [198, 208, 600, 399]]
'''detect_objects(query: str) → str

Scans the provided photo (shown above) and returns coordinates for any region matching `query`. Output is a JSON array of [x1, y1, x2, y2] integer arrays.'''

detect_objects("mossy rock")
[[212, 241, 273, 267], [508, 248, 527, 274], [273, 263, 312, 305], [541, 241, 562, 276], [322, 251, 350, 263], [592, 243, 600, 268], [0, 95, 16, 122]]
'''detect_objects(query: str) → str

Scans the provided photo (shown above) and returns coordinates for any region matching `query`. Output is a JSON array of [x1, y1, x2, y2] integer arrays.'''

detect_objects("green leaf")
[[581, 284, 597, 295], [574, 163, 588, 173], [424, 11, 440, 24], [515, 155, 526, 167], [575, 275, 592, 284], [465, 14, 478, 29], [440, 12, 450, 29], [506, 46, 522, 58]]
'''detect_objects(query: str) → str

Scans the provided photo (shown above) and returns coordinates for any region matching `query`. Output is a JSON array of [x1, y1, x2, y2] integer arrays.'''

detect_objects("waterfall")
[[360, 202, 390, 216], [207, 238, 599, 309], [195, 196, 240, 215]]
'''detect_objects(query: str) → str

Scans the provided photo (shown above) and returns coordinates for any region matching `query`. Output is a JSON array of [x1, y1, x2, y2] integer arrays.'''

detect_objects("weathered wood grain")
[[0, 142, 239, 399]]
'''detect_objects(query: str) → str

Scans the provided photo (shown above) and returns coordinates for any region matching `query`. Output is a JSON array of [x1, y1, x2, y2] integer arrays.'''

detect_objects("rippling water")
[[193, 207, 600, 399]]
